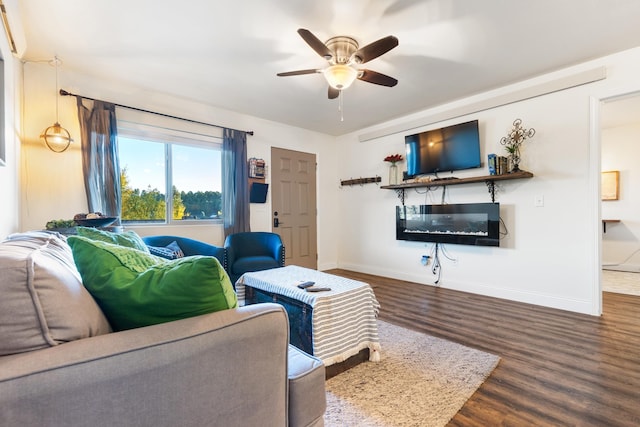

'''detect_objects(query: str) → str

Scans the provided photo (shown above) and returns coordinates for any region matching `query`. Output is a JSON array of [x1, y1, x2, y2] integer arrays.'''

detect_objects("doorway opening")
[[599, 92, 640, 298]]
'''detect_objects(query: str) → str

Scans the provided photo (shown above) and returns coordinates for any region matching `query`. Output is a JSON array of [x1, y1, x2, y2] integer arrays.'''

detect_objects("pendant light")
[[40, 56, 73, 153]]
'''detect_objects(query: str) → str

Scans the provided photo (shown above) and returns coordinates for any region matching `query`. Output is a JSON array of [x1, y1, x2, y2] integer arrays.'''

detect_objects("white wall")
[[335, 47, 640, 316], [20, 64, 340, 267], [0, 1, 23, 239], [601, 122, 640, 268]]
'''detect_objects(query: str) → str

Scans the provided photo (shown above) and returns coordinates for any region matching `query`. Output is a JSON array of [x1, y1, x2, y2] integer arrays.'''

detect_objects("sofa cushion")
[[288, 345, 327, 427], [0, 231, 112, 356], [147, 240, 184, 260], [76, 226, 149, 253], [67, 236, 238, 331]]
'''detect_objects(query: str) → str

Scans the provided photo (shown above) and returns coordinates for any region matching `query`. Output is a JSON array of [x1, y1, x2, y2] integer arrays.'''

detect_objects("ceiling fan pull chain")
[[339, 90, 344, 122]]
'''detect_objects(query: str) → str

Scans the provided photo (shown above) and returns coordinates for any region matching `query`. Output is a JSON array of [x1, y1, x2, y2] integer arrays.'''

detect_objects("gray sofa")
[[0, 231, 326, 427]]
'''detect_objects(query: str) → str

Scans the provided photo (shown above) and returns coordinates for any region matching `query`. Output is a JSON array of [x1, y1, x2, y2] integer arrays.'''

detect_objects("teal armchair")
[[224, 232, 285, 284]]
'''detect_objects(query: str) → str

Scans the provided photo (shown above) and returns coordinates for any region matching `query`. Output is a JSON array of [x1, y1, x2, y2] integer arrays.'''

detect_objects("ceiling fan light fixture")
[[323, 65, 358, 90]]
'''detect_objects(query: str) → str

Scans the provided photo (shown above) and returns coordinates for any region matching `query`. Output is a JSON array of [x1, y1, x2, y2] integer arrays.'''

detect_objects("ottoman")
[[236, 265, 381, 366], [246, 285, 313, 355]]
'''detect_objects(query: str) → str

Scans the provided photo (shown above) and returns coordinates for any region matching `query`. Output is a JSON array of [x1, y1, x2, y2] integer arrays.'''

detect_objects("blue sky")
[[118, 137, 222, 193]]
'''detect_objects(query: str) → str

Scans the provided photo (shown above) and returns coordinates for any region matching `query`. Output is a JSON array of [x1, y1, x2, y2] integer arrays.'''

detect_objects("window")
[[117, 119, 222, 225]]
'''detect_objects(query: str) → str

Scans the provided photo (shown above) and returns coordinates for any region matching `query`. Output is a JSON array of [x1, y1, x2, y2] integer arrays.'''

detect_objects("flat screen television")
[[405, 119, 481, 178]]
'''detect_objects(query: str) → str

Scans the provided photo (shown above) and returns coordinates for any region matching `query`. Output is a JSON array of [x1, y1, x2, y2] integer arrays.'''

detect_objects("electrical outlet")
[[534, 195, 544, 207], [421, 255, 430, 266]]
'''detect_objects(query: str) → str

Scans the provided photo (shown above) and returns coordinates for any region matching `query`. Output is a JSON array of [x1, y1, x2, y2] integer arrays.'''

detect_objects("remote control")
[[305, 287, 331, 292], [296, 281, 315, 289]]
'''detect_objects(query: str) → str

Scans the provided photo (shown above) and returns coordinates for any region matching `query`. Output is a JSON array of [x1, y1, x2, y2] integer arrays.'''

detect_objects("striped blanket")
[[236, 265, 381, 366]]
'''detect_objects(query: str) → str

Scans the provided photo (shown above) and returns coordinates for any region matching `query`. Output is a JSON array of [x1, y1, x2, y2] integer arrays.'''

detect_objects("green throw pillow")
[[76, 227, 150, 253], [67, 236, 237, 331]]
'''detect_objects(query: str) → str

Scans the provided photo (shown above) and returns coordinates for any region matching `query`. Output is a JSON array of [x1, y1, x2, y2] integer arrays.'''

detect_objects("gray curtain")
[[222, 128, 250, 237], [76, 98, 121, 223]]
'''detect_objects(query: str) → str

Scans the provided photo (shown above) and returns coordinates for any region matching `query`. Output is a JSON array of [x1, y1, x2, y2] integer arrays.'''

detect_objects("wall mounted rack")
[[340, 176, 381, 187]]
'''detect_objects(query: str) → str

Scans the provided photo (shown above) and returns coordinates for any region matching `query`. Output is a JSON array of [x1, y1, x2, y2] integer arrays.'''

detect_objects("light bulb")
[[323, 65, 358, 90], [41, 122, 73, 153]]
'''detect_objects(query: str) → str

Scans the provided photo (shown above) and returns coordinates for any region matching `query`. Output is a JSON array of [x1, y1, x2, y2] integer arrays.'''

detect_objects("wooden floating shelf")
[[381, 170, 533, 190], [381, 170, 534, 204], [341, 176, 381, 187]]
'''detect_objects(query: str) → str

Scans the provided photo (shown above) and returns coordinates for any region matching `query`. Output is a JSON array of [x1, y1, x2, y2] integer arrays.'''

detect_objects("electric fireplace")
[[396, 203, 500, 247]]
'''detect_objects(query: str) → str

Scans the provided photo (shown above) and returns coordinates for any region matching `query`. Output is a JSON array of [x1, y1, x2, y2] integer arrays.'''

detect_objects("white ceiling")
[[14, 0, 640, 135]]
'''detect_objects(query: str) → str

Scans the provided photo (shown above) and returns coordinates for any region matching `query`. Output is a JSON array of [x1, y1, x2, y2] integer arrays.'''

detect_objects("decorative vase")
[[509, 146, 521, 173], [389, 163, 399, 185]]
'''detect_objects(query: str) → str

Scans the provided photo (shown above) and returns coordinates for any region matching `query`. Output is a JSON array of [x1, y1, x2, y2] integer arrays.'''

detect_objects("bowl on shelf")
[[74, 216, 118, 228]]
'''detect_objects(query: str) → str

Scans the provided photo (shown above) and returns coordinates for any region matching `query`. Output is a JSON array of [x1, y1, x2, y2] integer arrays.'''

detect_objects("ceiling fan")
[[278, 28, 399, 99]]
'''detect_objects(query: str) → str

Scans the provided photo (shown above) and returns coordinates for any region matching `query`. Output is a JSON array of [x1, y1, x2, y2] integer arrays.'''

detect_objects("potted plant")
[[384, 154, 403, 185]]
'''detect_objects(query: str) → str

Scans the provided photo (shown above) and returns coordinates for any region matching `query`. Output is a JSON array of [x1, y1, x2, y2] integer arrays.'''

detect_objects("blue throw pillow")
[[147, 241, 184, 260]]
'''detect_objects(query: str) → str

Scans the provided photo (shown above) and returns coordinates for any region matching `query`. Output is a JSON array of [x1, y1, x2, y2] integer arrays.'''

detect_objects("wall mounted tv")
[[396, 203, 500, 247], [405, 119, 481, 178]]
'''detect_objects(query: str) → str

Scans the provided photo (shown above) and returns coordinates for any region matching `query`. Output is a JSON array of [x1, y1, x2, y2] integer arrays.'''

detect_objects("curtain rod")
[[59, 89, 254, 136]]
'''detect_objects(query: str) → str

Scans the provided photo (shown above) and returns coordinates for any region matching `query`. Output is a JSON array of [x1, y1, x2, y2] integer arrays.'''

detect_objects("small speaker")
[[250, 183, 269, 203]]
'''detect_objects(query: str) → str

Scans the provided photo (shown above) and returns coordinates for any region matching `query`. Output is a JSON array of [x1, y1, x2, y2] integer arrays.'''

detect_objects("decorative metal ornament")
[[500, 119, 535, 172]]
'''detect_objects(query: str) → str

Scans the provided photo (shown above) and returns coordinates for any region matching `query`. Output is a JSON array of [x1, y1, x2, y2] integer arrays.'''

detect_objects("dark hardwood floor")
[[326, 269, 640, 427]]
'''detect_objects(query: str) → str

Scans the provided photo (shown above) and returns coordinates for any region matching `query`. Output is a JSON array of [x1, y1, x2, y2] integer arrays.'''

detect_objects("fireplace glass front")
[[396, 203, 500, 247]]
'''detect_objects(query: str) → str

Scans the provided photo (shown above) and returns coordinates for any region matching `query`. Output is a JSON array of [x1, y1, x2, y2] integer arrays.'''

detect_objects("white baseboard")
[[338, 262, 597, 316]]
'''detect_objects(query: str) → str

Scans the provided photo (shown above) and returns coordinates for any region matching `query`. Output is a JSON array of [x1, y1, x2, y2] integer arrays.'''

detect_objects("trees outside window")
[[118, 135, 222, 224]]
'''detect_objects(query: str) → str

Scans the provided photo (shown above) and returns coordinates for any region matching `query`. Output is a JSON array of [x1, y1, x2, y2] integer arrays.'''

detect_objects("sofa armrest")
[[0, 304, 289, 427]]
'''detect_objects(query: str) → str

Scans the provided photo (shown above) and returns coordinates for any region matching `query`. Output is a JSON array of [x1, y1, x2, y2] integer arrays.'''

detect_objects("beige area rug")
[[602, 269, 640, 296], [324, 320, 500, 427]]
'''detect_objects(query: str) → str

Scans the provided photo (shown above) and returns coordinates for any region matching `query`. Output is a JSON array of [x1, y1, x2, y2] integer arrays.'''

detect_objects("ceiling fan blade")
[[353, 35, 399, 64], [298, 28, 333, 60], [358, 69, 398, 87], [277, 69, 320, 77], [328, 87, 339, 99]]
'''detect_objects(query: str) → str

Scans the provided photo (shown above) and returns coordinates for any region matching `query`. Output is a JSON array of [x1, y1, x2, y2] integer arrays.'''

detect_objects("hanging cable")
[[439, 243, 457, 263], [499, 216, 510, 238], [431, 243, 442, 285], [429, 242, 456, 286]]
